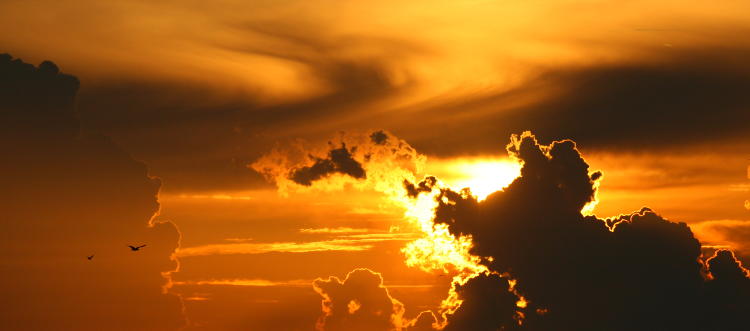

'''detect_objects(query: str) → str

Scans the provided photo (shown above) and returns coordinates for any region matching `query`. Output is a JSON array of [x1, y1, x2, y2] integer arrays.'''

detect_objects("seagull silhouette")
[[128, 244, 146, 251], [87, 255, 94, 260]]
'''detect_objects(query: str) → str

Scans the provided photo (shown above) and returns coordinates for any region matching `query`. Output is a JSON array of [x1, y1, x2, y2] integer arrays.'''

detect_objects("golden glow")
[[451, 160, 520, 201], [393, 175, 487, 277], [426, 158, 521, 201], [176, 240, 374, 257], [299, 227, 370, 234], [395, 175, 494, 325], [252, 136, 527, 325], [174, 279, 312, 287], [347, 300, 362, 314], [176, 193, 254, 201]]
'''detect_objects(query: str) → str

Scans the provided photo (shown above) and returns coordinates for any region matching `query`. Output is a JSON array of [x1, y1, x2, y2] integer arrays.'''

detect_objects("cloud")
[[312, 268, 525, 331], [313, 268, 407, 331], [407, 131, 750, 330], [0, 53, 80, 140], [65, 23, 423, 193], [258, 128, 750, 330], [442, 273, 522, 331], [301, 227, 372, 234], [691, 220, 750, 260], [394, 48, 750, 156], [404, 176, 437, 198], [705, 250, 750, 330], [251, 129, 425, 196], [406, 311, 439, 331], [174, 279, 313, 287], [177, 240, 375, 257], [9, 2, 750, 198], [177, 233, 418, 257], [0, 54, 186, 330], [290, 143, 366, 186], [371, 130, 389, 145]]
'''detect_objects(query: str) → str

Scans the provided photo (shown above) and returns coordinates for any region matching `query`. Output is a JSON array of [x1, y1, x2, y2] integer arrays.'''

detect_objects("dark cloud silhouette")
[[407, 131, 750, 330], [313, 268, 406, 331], [443, 273, 522, 331], [290, 143, 366, 186], [404, 176, 436, 198], [704, 250, 750, 331], [370, 130, 389, 145], [0, 54, 186, 330], [0, 53, 80, 140]]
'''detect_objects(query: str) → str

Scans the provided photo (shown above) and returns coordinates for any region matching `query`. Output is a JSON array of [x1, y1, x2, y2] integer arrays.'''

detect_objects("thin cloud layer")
[[408, 131, 750, 330], [0, 54, 186, 330], [395, 48, 750, 156]]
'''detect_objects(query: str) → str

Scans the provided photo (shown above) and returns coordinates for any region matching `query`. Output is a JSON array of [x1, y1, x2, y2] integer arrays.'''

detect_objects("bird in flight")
[[87, 255, 94, 260], [128, 244, 147, 251]]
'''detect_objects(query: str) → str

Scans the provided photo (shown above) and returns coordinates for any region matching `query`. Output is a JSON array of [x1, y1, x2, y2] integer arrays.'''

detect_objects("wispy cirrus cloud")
[[300, 227, 371, 234], [174, 279, 313, 287], [177, 232, 419, 257], [177, 240, 373, 257]]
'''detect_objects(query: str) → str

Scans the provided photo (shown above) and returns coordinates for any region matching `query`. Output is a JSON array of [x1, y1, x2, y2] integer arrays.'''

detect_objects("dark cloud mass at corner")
[[404, 131, 750, 330], [0, 54, 186, 330]]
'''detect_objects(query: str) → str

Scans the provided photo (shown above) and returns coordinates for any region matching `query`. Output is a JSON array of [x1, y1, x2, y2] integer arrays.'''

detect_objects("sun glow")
[[394, 157, 526, 324], [427, 158, 521, 201], [253, 133, 527, 326]]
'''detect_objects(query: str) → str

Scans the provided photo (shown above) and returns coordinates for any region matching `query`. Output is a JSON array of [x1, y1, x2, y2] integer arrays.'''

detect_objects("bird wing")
[[128, 245, 136, 249], [138, 244, 147, 248]]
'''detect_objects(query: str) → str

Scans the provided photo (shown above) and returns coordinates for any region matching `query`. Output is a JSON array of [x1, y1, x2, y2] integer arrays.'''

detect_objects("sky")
[[1, 0, 749, 330]]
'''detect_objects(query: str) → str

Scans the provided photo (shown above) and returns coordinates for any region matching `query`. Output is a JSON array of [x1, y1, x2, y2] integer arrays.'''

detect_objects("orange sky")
[[2, 1, 750, 330]]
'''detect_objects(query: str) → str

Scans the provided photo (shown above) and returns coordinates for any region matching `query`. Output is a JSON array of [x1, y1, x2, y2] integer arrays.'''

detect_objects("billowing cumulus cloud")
[[407, 131, 750, 330], [313, 268, 406, 331], [313, 268, 448, 331], [0, 55, 186, 330], [257, 127, 750, 330]]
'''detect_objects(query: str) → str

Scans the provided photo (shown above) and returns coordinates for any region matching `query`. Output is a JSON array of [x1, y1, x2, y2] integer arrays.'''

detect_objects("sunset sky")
[[2, 1, 750, 330]]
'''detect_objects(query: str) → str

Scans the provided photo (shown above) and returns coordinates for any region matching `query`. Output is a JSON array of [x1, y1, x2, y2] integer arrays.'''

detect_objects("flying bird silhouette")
[[87, 255, 94, 260], [128, 245, 146, 251]]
